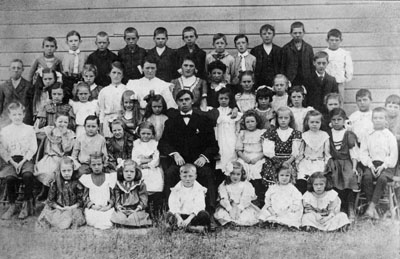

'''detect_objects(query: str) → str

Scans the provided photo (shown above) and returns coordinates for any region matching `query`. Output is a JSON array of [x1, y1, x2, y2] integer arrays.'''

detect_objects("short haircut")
[[55, 111, 70, 121], [307, 171, 333, 192], [175, 89, 194, 101], [42, 68, 57, 80], [212, 33, 227, 44], [117, 159, 142, 181], [385, 94, 400, 106], [181, 56, 197, 68], [329, 108, 347, 121], [259, 24, 275, 36], [96, 31, 109, 38], [48, 82, 64, 99], [313, 51, 329, 61], [137, 121, 156, 137], [234, 34, 249, 44], [180, 163, 197, 175], [208, 60, 227, 74], [303, 109, 323, 132], [290, 21, 305, 33], [372, 107, 388, 118], [355, 89, 372, 100], [240, 109, 263, 130], [66, 30, 81, 40], [109, 118, 125, 133], [42, 36, 58, 49], [256, 86, 274, 102], [11, 58, 23, 67], [327, 28, 342, 39], [324, 92, 343, 106], [273, 74, 290, 87], [7, 102, 25, 113], [84, 115, 100, 126], [275, 106, 296, 129], [89, 152, 104, 164], [82, 63, 98, 77], [110, 61, 124, 74], [142, 56, 159, 67], [182, 26, 198, 39], [277, 163, 295, 184], [153, 27, 168, 38], [288, 85, 307, 107], [124, 27, 139, 38]]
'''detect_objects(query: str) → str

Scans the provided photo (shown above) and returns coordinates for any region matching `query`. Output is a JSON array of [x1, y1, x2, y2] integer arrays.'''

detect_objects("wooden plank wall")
[[0, 0, 399, 113]]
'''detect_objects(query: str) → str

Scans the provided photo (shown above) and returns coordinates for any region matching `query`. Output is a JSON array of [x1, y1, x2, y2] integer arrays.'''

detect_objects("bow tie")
[[212, 53, 225, 60], [181, 114, 191, 118]]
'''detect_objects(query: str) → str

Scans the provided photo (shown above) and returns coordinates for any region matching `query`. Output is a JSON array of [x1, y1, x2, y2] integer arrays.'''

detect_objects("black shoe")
[[209, 216, 218, 232]]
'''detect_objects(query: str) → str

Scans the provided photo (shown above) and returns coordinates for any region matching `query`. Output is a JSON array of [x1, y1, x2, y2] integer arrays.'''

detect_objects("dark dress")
[[106, 134, 134, 170]]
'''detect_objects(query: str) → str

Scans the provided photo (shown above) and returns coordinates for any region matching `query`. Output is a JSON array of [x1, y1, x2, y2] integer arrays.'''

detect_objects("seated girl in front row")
[[37, 157, 85, 229]]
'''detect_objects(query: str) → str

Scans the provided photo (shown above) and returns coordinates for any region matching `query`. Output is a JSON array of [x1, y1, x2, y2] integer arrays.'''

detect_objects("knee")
[[22, 171, 34, 181], [376, 175, 388, 185], [5, 175, 17, 184]]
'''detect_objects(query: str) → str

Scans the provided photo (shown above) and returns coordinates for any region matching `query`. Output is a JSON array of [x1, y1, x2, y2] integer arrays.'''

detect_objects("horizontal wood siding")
[[0, 0, 399, 113]]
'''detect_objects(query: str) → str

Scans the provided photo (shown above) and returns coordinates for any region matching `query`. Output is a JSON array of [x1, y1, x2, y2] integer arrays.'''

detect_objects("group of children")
[[0, 21, 399, 233]]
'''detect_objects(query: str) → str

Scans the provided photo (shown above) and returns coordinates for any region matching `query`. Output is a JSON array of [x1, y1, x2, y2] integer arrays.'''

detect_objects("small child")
[[146, 27, 179, 82], [35, 83, 75, 130], [70, 82, 98, 138], [0, 102, 37, 220], [324, 29, 353, 99], [250, 24, 282, 87], [32, 68, 57, 118], [166, 164, 210, 232], [29, 36, 62, 84], [304, 51, 338, 112], [72, 115, 108, 177], [118, 90, 142, 138], [82, 64, 102, 100], [235, 71, 256, 112], [117, 27, 146, 84], [288, 85, 313, 132], [259, 164, 303, 229], [206, 33, 235, 84], [106, 119, 134, 170], [176, 26, 207, 80], [325, 108, 359, 221], [348, 89, 374, 144], [34, 112, 76, 201], [37, 156, 85, 229], [86, 31, 120, 87], [262, 107, 302, 186], [270, 74, 290, 111], [111, 159, 152, 227], [98, 61, 127, 138], [236, 110, 266, 206], [385, 94, 400, 141], [144, 94, 169, 141], [80, 152, 117, 230], [281, 21, 314, 86], [231, 34, 256, 86], [321, 93, 343, 131], [0, 59, 33, 127], [297, 110, 331, 194], [360, 107, 398, 219], [302, 172, 350, 231], [214, 161, 260, 226], [255, 86, 275, 130]]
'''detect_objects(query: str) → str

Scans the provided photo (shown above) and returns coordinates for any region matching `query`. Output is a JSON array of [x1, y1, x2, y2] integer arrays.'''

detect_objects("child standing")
[[206, 33, 235, 84], [72, 115, 108, 177], [146, 27, 179, 82], [324, 29, 353, 99], [325, 108, 359, 221], [385, 95, 400, 140], [111, 159, 152, 227], [235, 71, 256, 112], [321, 93, 343, 131], [214, 161, 260, 226], [304, 51, 338, 112], [118, 90, 142, 138], [231, 34, 256, 86], [82, 64, 102, 100], [250, 24, 282, 88], [86, 31, 120, 87], [259, 165, 303, 229], [80, 153, 117, 230], [288, 85, 313, 132], [302, 172, 350, 231], [118, 27, 147, 84], [348, 89, 374, 144], [37, 157, 85, 229], [98, 61, 127, 138], [144, 94, 169, 141], [360, 107, 398, 219], [262, 107, 302, 186], [281, 21, 314, 86], [270, 74, 290, 112], [236, 110, 266, 206], [35, 112, 75, 201], [0, 102, 37, 220], [106, 119, 134, 170], [255, 86, 275, 130], [297, 110, 331, 194], [166, 164, 211, 232], [32, 68, 56, 119], [70, 82, 98, 138]]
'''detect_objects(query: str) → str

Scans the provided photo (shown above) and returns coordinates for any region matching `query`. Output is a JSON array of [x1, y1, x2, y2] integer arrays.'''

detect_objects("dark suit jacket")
[[281, 40, 314, 83], [176, 44, 207, 80], [86, 49, 120, 86], [118, 45, 147, 83], [146, 47, 179, 82], [158, 110, 219, 163], [0, 77, 33, 125], [250, 44, 282, 87], [304, 72, 338, 112]]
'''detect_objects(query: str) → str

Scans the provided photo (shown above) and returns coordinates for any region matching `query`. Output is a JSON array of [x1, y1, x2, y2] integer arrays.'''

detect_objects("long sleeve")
[[75, 183, 84, 208], [263, 187, 273, 209], [344, 51, 354, 82], [137, 183, 148, 209], [101, 138, 109, 165], [29, 59, 39, 82], [168, 189, 181, 214], [71, 139, 81, 161], [329, 196, 342, 215], [359, 139, 372, 167], [237, 182, 255, 211], [46, 181, 58, 209], [218, 184, 232, 211], [235, 131, 244, 152], [98, 89, 106, 123], [113, 186, 122, 208], [61, 131, 75, 154], [147, 149, 160, 168], [83, 187, 93, 208], [291, 138, 302, 158], [262, 138, 275, 158], [162, 85, 178, 109], [384, 133, 398, 169], [323, 138, 331, 164]]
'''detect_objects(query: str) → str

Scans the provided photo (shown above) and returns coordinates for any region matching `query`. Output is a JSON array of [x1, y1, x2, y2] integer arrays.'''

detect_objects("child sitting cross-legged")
[[165, 163, 211, 233]]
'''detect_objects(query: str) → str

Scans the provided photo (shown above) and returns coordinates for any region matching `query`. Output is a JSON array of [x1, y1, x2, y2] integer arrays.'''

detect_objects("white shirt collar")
[[11, 77, 21, 88], [238, 50, 249, 57], [69, 49, 81, 54], [316, 71, 325, 77], [180, 110, 193, 116]]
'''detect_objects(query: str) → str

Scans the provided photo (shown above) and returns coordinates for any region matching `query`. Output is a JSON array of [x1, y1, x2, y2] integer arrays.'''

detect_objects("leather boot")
[[18, 200, 30, 219], [1, 204, 16, 220]]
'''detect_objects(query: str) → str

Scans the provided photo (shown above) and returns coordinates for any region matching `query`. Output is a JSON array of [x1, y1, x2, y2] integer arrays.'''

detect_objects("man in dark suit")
[[304, 51, 338, 112], [159, 89, 219, 229]]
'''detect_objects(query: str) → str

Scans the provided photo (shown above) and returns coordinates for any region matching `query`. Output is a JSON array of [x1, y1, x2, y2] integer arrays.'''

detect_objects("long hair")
[[303, 109, 323, 132], [144, 94, 167, 119], [117, 159, 142, 182], [120, 90, 142, 127], [275, 106, 296, 129], [307, 171, 333, 192]]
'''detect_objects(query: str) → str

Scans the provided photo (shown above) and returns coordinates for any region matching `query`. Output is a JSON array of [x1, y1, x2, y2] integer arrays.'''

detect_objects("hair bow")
[[256, 85, 273, 93], [130, 92, 138, 100], [117, 158, 125, 169]]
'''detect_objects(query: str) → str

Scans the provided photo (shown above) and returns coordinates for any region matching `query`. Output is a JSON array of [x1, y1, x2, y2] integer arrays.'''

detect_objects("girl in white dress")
[[235, 71, 256, 113], [271, 74, 290, 112], [302, 172, 350, 231], [288, 85, 313, 132], [259, 164, 303, 229], [214, 161, 260, 226], [79, 153, 116, 229]]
